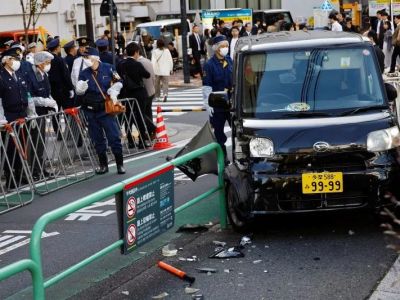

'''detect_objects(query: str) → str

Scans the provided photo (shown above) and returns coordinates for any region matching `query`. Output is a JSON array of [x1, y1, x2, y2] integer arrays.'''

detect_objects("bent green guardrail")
[[0, 142, 226, 299]]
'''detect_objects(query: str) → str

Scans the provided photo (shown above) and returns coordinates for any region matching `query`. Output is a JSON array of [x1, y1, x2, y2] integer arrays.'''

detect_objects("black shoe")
[[95, 165, 109, 174], [117, 165, 126, 174], [96, 153, 109, 175], [128, 143, 136, 149], [163, 95, 167, 102]]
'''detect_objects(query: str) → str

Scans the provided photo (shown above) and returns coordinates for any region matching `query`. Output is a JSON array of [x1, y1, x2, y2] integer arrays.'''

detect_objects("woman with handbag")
[[75, 47, 126, 175], [151, 39, 173, 102]]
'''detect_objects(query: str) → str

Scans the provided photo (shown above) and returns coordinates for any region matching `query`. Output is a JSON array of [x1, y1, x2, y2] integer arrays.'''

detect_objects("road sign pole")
[[84, 0, 94, 41], [109, 0, 116, 67], [180, 0, 190, 84]]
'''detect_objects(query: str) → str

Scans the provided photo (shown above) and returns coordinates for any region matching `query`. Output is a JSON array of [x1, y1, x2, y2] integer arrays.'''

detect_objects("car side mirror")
[[385, 82, 398, 102], [208, 91, 230, 110]]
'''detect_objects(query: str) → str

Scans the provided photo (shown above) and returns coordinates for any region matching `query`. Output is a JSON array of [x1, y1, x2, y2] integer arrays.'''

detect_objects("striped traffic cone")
[[153, 106, 174, 150]]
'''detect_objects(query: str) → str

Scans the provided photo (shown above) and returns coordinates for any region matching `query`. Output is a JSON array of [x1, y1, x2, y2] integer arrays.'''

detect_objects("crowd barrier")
[[0, 143, 226, 299]]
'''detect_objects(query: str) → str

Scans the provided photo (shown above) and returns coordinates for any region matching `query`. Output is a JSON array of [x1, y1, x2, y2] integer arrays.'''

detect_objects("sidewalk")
[[169, 68, 202, 88], [369, 256, 400, 300]]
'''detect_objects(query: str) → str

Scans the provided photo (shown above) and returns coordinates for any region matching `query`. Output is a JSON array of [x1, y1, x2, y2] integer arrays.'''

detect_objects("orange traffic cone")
[[153, 106, 174, 150]]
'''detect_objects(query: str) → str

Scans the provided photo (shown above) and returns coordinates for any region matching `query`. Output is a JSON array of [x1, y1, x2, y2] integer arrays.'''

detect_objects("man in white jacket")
[[151, 39, 173, 102]]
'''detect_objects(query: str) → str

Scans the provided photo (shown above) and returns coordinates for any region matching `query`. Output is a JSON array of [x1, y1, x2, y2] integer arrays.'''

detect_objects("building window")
[[225, 0, 278, 10], [189, 0, 210, 10]]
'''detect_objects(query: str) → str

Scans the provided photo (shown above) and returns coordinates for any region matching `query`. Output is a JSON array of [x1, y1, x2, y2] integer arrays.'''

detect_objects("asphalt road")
[[0, 88, 397, 299]]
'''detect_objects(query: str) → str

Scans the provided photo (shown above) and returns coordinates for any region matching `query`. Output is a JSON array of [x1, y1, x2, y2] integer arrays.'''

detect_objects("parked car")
[[209, 31, 400, 230], [253, 9, 294, 28]]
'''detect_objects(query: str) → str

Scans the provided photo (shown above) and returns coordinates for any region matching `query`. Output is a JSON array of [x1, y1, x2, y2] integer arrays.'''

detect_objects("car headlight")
[[367, 126, 400, 152], [249, 138, 274, 157]]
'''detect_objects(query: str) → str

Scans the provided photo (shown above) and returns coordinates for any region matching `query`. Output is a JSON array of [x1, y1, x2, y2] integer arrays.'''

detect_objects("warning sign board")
[[121, 165, 174, 254]]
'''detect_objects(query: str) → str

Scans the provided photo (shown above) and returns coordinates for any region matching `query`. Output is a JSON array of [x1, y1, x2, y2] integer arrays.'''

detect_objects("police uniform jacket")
[[48, 53, 74, 107], [64, 54, 75, 75], [0, 66, 29, 121], [78, 62, 119, 111], [203, 55, 233, 113], [26, 65, 52, 115], [100, 51, 114, 65]]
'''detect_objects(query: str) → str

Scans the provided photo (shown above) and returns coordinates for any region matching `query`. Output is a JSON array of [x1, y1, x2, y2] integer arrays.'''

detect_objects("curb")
[[369, 256, 400, 299]]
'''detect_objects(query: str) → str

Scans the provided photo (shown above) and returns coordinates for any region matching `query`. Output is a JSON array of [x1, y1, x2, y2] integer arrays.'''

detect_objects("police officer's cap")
[[212, 35, 227, 45], [76, 37, 92, 47], [82, 47, 99, 57], [11, 43, 25, 52], [95, 39, 109, 48], [63, 40, 76, 50], [47, 38, 60, 50], [34, 51, 54, 65], [1, 47, 23, 60]]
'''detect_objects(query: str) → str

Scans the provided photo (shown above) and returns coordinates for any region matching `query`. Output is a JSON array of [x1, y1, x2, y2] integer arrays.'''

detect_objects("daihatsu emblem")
[[313, 141, 330, 152]]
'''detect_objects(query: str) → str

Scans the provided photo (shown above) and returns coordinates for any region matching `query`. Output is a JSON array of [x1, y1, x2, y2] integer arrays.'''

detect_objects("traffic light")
[[100, 0, 117, 17]]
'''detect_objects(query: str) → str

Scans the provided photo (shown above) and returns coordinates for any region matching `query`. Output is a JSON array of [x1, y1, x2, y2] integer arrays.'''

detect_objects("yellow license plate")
[[302, 172, 343, 194]]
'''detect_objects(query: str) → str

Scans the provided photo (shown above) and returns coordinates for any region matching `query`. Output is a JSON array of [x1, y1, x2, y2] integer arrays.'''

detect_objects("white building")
[[0, 0, 282, 41]]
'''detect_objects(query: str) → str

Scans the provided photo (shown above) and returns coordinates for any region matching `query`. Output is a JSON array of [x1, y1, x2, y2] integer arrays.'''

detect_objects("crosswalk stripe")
[[152, 88, 204, 116]]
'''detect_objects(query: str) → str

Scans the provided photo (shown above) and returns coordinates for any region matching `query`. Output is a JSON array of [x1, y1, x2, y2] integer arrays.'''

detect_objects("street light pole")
[[84, 0, 94, 41], [109, 0, 116, 67], [180, 0, 190, 84]]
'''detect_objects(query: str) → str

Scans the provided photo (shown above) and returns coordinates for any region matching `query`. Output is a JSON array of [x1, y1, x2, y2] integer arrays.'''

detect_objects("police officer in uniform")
[[63, 40, 77, 74], [96, 39, 114, 65], [71, 37, 92, 87], [0, 48, 33, 187], [26, 51, 58, 180], [202, 35, 233, 160], [75, 47, 125, 174]]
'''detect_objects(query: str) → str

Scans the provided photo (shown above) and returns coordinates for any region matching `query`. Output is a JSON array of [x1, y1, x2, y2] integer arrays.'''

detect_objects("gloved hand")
[[202, 85, 214, 117], [107, 82, 123, 102], [47, 98, 58, 112], [69, 90, 75, 99], [76, 80, 89, 95], [0, 98, 7, 125]]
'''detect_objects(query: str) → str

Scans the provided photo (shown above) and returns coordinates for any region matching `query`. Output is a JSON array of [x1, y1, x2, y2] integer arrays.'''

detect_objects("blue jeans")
[[84, 110, 122, 155]]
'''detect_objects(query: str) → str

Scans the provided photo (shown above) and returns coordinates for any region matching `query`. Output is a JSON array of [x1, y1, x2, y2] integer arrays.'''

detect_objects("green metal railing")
[[0, 142, 226, 299]]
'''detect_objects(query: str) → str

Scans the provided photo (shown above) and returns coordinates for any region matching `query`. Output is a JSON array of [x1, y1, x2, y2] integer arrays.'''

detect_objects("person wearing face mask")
[[26, 51, 59, 180], [0, 47, 34, 188], [202, 35, 233, 162], [76, 47, 125, 175], [71, 37, 92, 88]]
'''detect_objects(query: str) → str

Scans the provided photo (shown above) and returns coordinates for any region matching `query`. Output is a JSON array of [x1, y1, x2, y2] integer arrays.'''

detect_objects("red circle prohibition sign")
[[126, 224, 137, 246]]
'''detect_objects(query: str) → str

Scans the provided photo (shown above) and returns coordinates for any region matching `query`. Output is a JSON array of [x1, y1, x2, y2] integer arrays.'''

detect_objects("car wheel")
[[226, 183, 252, 232]]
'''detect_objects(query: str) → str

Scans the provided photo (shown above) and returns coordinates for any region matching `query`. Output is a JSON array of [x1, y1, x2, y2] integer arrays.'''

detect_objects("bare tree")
[[19, 0, 52, 46]]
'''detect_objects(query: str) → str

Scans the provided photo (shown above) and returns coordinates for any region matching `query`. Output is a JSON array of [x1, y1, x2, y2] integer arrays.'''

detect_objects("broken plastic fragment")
[[177, 224, 209, 233], [179, 256, 198, 262], [348, 230, 355, 236], [162, 244, 178, 257], [253, 260, 262, 264], [152, 292, 169, 299], [239, 235, 252, 247], [209, 247, 244, 259], [213, 241, 227, 247], [195, 267, 217, 273], [224, 269, 231, 273], [192, 294, 204, 300], [264, 270, 268, 273], [139, 252, 147, 255], [121, 290, 129, 296], [185, 287, 200, 294]]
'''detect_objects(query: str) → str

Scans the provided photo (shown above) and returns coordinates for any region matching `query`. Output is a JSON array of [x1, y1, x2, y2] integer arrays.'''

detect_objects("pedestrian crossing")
[[152, 87, 204, 117]]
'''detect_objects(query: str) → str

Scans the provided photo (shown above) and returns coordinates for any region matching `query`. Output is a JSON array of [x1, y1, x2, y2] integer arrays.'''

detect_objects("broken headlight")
[[249, 138, 274, 157], [367, 126, 400, 152]]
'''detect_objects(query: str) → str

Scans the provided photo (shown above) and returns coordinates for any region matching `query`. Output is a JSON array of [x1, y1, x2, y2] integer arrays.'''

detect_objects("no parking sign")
[[120, 165, 174, 254]]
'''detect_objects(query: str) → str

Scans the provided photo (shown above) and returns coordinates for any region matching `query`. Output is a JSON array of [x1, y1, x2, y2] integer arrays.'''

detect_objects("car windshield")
[[241, 46, 386, 118]]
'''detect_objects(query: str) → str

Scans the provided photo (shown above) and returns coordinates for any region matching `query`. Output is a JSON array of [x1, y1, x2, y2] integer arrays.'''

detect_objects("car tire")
[[226, 183, 253, 232]]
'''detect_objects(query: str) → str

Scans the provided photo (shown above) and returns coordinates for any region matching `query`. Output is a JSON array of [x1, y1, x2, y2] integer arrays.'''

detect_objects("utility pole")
[[84, 0, 94, 41], [180, 0, 190, 84], [109, 0, 116, 67]]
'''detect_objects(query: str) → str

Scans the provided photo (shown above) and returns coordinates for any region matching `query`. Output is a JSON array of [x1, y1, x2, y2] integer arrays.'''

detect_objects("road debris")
[[224, 269, 231, 273], [177, 224, 209, 233], [185, 287, 200, 294], [179, 256, 198, 262], [158, 261, 195, 283], [195, 267, 218, 273], [121, 290, 129, 295], [209, 246, 244, 259], [313, 257, 321, 261], [348, 230, 355, 236], [152, 292, 169, 299], [192, 294, 204, 300], [213, 241, 227, 247], [253, 260, 262, 264], [162, 244, 178, 257], [239, 235, 252, 247]]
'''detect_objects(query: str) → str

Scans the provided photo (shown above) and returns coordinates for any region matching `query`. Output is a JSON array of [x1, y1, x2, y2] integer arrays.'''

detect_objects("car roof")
[[137, 19, 182, 27], [236, 31, 366, 52]]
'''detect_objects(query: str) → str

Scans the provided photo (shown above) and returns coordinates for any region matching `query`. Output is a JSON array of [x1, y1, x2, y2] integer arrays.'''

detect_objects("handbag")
[[92, 74, 126, 116]]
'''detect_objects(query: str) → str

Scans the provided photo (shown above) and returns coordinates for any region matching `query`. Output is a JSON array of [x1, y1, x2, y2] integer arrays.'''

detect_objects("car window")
[[241, 46, 385, 118]]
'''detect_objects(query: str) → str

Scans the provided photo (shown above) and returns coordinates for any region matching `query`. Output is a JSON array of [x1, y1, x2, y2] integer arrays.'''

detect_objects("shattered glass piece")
[[239, 236, 252, 247], [185, 287, 200, 294], [192, 294, 204, 300], [214, 246, 225, 252], [213, 241, 227, 247], [152, 292, 169, 299], [162, 244, 178, 257], [209, 247, 244, 259], [121, 291, 129, 295], [177, 224, 209, 233], [264, 270, 268, 273], [253, 260, 262, 264], [224, 269, 231, 273], [196, 267, 218, 273], [348, 230, 355, 235]]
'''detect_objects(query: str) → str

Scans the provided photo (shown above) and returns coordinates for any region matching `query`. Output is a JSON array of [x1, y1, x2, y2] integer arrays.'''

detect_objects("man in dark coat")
[[63, 40, 77, 74], [189, 24, 205, 78]]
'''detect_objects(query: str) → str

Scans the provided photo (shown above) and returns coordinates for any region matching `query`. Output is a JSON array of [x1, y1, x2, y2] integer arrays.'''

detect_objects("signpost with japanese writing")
[[120, 166, 174, 254]]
